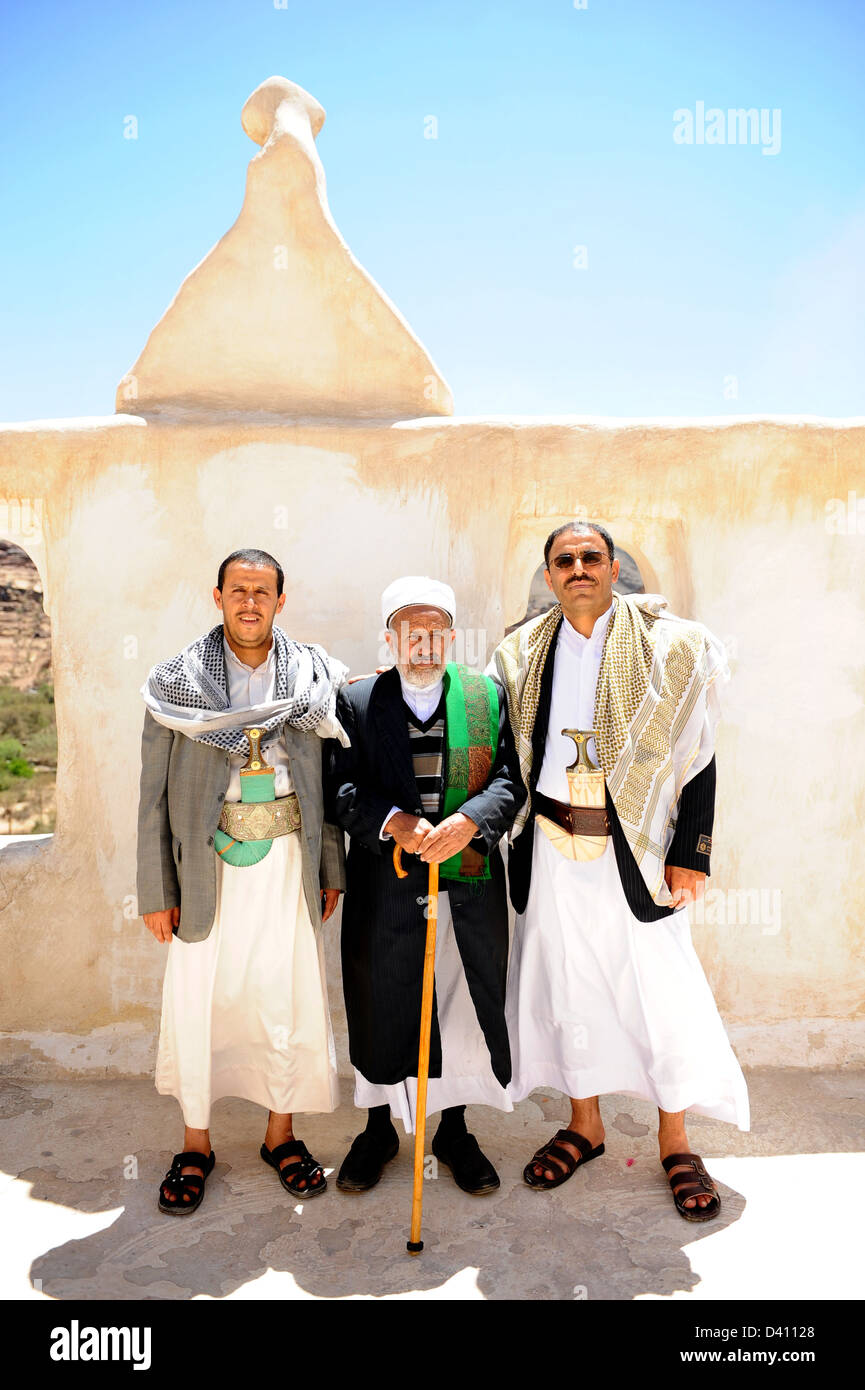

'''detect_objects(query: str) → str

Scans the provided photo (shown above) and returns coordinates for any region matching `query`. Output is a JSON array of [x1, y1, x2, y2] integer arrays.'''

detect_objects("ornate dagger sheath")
[[535, 728, 611, 862]]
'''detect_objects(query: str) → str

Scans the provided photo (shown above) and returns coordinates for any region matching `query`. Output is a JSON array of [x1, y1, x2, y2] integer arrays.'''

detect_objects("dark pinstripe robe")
[[326, 668, 526, 1088], [507, 613, 717, 921]]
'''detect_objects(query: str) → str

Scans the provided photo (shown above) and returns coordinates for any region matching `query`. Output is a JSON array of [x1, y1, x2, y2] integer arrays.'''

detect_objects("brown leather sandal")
[[523, 1128, 605, 1190], [662, 1151, 721, 1222]]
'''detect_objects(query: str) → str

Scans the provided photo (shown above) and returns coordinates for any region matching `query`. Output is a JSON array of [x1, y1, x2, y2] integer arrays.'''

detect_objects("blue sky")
[[1, 0, 863, 421]]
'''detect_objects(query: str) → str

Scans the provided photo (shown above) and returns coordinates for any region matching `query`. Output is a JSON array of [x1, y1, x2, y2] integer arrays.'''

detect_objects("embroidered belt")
[[218, 792, 302, 842], [534, 791, 610, 838]]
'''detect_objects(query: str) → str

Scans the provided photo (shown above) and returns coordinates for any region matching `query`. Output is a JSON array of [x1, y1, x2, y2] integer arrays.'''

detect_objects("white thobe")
[[353, 672, 514, 1134], [506, 605, 750, 1130], [155, 634, 339, 1128]]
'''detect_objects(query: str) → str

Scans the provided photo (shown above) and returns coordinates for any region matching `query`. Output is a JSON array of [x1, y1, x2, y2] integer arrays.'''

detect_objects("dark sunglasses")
[[550, 550, 606, 570]]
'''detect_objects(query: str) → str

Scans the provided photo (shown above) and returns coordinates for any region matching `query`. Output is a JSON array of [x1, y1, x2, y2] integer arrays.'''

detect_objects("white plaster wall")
[[0, 413, 862, 1075]]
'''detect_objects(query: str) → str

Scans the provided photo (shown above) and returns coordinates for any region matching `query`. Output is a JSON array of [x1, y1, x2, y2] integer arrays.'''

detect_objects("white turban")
[[381, 575, 456, 629]]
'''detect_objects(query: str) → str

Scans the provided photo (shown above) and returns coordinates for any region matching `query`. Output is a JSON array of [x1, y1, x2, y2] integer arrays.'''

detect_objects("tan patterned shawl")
[[488, 593, 729, 907]]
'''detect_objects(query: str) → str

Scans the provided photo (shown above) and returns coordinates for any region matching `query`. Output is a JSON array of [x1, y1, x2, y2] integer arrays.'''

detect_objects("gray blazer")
[[136, 710, 346, 943]]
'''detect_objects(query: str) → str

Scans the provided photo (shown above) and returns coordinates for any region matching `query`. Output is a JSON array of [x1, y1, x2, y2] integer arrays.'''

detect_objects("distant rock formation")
[[0, 542, 52, 690]]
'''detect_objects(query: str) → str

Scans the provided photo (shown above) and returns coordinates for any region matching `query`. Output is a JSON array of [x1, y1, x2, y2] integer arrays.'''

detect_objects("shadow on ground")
[[2, 1067, 861, 1300]]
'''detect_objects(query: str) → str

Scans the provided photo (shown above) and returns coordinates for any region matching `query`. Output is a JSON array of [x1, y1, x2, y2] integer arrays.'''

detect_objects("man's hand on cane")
[[418, 813, 479, 864], [143, 907, 180, 943], [385, 811, 435, 854], [664, 865, 707, 908]]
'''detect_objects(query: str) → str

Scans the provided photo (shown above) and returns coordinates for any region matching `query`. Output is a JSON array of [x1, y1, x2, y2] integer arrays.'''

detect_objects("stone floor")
[[1, 1067, 863, 1301]]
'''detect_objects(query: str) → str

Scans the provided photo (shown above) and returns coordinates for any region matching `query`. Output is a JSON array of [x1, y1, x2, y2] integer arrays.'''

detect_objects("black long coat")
[[326, 668, 526, 1087], [507, 612, 717, 921]]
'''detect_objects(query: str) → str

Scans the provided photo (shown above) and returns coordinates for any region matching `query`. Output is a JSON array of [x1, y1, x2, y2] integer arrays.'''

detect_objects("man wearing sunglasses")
[[490, 522, 749, 1221]]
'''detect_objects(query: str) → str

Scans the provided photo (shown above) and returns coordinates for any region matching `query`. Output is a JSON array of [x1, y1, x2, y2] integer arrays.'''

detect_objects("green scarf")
[[440, 663, 499, 883]]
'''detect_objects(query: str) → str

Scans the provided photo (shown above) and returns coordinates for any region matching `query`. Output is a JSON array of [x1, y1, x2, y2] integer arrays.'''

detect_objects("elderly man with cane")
[[327, 576, 525, 1206]]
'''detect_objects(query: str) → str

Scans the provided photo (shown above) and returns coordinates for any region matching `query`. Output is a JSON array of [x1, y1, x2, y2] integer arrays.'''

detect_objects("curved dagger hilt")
[[561, 728, 601, 775], [240, 726, 274, 776]]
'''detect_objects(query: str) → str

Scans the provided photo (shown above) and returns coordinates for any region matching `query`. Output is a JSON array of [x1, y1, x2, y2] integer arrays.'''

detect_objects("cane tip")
[[407, 1239, 424, 1254]]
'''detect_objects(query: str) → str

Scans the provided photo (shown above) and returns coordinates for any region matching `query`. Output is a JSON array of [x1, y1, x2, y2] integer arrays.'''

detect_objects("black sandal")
[[523, 1128, 605, 1190], [260, 1139, 327, 1199], [662, 1151, 722, 1222], [158, 1149, 215, 1215]]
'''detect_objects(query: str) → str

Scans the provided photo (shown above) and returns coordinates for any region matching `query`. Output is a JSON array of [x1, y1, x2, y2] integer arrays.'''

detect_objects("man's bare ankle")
[[180, 1134, 210, 1171], [568, 1110, 604, 1137]]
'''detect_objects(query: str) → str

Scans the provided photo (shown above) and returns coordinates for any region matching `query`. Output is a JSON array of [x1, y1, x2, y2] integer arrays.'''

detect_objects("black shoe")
[[431, 1130, 500, 1195], [336, 1127, 399, 1193]]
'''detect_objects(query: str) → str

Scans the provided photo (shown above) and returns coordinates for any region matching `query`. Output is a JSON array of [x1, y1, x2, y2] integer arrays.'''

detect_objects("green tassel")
[[214, 830, 273, 867]]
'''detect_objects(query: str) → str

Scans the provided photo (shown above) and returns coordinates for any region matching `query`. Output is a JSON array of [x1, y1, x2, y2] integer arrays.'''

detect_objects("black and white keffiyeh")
[[141, 623, 349, 753]]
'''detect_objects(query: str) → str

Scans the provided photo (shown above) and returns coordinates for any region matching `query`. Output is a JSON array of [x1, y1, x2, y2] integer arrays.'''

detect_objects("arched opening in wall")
[[0, 541, 55, 842], [506, 544, 646, 635]]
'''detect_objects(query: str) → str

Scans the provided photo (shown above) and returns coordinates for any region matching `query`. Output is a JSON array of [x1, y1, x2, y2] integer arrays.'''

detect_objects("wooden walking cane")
[[393, 842, 439, 1255]]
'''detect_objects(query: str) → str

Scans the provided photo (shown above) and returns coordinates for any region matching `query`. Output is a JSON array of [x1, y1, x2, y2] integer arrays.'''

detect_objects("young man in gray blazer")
[[137, 548, 347, 1214]]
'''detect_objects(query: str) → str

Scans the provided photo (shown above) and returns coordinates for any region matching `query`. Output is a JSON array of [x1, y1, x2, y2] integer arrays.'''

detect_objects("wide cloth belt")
[[534, 790, 610, 838], [218, 792, 302, 842]]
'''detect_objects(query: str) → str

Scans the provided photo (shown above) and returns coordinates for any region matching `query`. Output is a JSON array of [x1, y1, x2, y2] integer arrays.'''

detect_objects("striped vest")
[[405, 696, 446, 818]]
